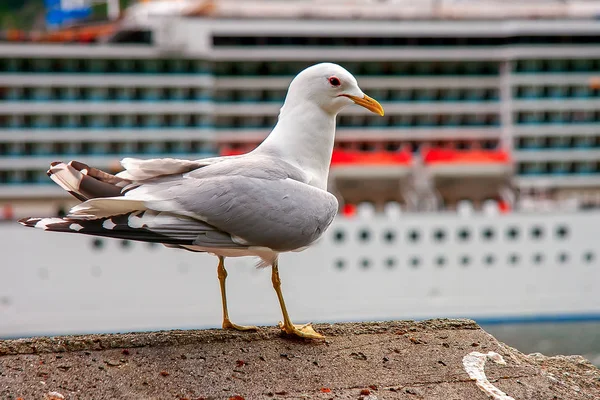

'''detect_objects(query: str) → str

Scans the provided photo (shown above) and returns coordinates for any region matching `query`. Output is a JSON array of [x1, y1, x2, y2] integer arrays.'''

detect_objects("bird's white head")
[[258, 63, 384, 190], [283, 62, 384, 117]]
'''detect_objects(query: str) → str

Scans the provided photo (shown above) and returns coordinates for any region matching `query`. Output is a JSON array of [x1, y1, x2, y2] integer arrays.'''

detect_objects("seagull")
[[19, 63, 384, 339]]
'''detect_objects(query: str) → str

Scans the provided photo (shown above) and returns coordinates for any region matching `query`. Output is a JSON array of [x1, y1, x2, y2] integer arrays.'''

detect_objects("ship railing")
[[186, 0, 600, 21]]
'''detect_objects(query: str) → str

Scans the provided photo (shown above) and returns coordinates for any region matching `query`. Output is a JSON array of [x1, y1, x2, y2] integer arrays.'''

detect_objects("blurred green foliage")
[[0, 0, 134, 30], [0, 0, 45, 30]]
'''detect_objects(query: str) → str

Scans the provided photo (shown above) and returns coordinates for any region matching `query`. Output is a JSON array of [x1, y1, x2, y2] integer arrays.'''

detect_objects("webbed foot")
[[278, 321, 324, 339]]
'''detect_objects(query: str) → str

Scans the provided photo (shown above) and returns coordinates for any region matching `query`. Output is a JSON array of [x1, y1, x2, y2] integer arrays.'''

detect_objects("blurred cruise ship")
[[2, 0, 600, 347]]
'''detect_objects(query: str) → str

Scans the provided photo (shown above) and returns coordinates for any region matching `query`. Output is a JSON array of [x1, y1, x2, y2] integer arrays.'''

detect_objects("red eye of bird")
[[328, 76, 341, 87]]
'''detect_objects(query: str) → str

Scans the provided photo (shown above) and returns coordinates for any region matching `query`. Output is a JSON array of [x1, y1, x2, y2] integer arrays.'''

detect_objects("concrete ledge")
[[1, 319, 599, 399]]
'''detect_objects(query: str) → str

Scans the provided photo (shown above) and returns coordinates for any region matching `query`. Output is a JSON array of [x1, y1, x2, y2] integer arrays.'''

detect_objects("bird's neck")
[[255, 102, 336, 190]]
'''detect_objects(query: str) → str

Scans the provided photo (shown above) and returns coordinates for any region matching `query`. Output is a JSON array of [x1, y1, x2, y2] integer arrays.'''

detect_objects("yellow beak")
[[342, 94, 385, 116]]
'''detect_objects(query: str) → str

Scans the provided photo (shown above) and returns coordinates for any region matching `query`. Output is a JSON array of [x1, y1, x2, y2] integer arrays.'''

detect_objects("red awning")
[[331, 150, 413, 166], [422, 149, 511, 165], [220, 149, 246, 156]]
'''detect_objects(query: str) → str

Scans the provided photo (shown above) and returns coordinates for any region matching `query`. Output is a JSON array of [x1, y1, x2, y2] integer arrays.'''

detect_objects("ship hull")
[[3, 211, 599, 338]]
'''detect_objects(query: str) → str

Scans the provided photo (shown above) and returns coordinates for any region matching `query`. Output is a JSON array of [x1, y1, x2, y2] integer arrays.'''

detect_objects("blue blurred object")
[[45, 0, 92, 30]]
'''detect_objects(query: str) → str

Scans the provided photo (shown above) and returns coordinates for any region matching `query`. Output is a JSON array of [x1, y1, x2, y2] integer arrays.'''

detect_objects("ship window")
[[557, 252, 569, 264], [385, 257, 397, 269], [212, 36, 600, 50], [334, 259, 346, 270], [484, 254, 495, 266], [435, 256, 446, 267], [359, 142, 376, 152], [407, 229, 420, 243], [360, 258, 371, 269], [164, 141, 175, 153], [460, 255, 471, 267], [533, 253, 544, 265], [108, 142, 121, 154], [121, 240, 132, 249], [22, 143, 33, 155], [385, 142, 401, 152], [112, 30, 152, 44], [358, 229, 371, 242], [22, 170, 33, 183], [409, 257, 421, 268], [555, 225, 569, 239], [189, 141, 201, 153], [531, 226, 544, 239], [92, 238, 104, 250], [383, 230, 396, 243], [506, 226, 520, 240], [52, 142, 66, 154], [508, 253, 520, 266], [457, 227, 471, 241], [333, 230, 345, 243], [433, 229, 446, 242], [583, 252, 595, 263], [481, 227, 495, 240]]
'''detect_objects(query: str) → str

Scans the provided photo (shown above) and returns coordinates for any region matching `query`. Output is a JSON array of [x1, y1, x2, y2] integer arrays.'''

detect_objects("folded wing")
[[23, 154, 338, 253], [70, 155, 337, 251]]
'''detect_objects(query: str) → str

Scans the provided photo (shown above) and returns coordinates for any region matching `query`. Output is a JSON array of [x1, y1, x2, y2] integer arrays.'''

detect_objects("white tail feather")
[[69, 197, 147, 219], [48, 162, 82, 195], [117, 157, 203, 181]]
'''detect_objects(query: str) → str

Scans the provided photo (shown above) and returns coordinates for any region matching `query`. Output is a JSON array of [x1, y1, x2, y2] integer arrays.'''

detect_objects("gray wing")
[[128, 155, 339, 251]]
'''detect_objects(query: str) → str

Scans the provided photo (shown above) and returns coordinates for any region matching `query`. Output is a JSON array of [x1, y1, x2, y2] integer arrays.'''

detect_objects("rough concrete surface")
[[1, 319, 599, 400]]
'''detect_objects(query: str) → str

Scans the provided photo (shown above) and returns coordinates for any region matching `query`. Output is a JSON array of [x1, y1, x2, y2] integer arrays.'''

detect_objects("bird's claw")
[[222, 319, 258, 332], [278, 321, 325, 339]]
